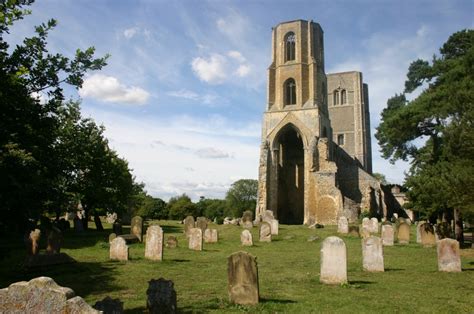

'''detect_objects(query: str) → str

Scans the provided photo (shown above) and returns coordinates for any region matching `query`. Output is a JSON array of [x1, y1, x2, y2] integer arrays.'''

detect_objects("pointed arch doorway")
[[275, 125, 304, 224]]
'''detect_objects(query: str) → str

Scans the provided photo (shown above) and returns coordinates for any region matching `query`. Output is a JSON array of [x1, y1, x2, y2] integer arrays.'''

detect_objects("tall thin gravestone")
[[188, 228, 203, 251], [227, 251, 259, 305], [320, 236, 347, 284], [269, 219, 279, 235], [145, 225, 164, 261], [131, 216, 143, 242], [259, 222, 272, 242], [381, 224, 394, 246], [241, 230, 253, 246], [196, 217, 208, 232], [362, 236, 384, 272]]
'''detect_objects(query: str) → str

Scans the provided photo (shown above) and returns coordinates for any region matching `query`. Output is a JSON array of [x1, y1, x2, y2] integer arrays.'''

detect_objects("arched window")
[[285, 32, 296, 61], [284, 78, 296, 105], [341, 89, 347, 104], [333, 90, 339, 106]]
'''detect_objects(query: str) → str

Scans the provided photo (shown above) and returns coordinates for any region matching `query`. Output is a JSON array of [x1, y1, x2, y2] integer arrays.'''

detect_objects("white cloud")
[[123, 27, 139, 39], [167, 89, 225, 106], [236, 64, 251, 77], [79, 74, 150, 105], [228, 50, 246, 63], [191, 51, 252, 83], [195, 147, 232, 159], [167, 89, 200, 101], [191, 54, 228, 84]]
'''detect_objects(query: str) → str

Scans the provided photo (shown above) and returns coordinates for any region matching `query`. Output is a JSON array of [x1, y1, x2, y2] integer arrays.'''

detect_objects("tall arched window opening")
[[285, 78, 296, 105], [333, 90, 339, 106], [285, 32, 296, 61], [341, 89, 347, 104]]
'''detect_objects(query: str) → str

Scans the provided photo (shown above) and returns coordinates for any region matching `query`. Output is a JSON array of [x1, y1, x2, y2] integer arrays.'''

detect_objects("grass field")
[[1, 220, 473, 313]]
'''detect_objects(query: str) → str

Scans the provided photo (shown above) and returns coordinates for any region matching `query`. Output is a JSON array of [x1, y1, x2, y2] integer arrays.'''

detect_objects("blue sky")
[[7, 0, 473, 200]]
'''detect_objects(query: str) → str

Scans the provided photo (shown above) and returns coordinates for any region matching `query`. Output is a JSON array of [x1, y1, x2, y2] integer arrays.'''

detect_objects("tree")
[[372, 173, 388, 185], [134, 193, 167, 219], [225, 179, 258, 217], [375, 29, 474, 243], [167, 194, 197, 220], [196, 197, 229, 221], [0, 1, 108, 231]]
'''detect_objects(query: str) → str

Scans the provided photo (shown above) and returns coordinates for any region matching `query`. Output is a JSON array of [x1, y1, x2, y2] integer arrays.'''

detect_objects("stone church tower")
[[256, 20, 384, 225]]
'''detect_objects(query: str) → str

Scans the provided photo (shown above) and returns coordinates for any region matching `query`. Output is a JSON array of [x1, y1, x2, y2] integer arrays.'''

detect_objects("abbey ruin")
[[256, 20, 399, 225]]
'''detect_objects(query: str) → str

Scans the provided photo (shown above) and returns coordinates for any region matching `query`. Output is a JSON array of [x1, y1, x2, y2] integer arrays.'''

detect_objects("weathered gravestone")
[[320, 236, 347, 284], [26, 229, 41, 256], [183, 216, 195, 236], [381, 224, 394, 246], [94, 296, 124, 314], [241, 210, 254, 228], [131, 216, 143, 242], [370, 218, 379, 233], [416, 220, 426, 243], [109, 233, 117, 243], [437, 238, 461, 272], [204, 229, 218, 243], [0, 277, 99, 313], [241, 229, 253, 246], [145, 225, 164, 261], [188, 228, 203, 251], [362, 236, 384, 272], [227, 251, 259, 305], [262, 210, 274, 222], [269, 219, 279, 235], [337, 216, 349, 234], [397, 222, 410, 244], [46, 227, 62, 255], [259, 222, 272, 242], [362, 217, 371, 232], [110, 237, 129, 261], [146, 278, 177, 314], [420, 223, 436, 247], [166, 235, 178, 248], [196, 217, 208, 232], [73, 216, 83, 232]]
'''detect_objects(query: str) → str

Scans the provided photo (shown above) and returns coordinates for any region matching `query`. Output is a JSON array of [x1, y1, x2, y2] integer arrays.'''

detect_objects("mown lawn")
[[1, 220, 473, 313]]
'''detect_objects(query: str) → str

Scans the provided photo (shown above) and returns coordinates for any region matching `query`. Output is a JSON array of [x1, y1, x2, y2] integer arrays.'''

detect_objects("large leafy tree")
[[375, 29, 474, 243], [225, 179, 258, 217]]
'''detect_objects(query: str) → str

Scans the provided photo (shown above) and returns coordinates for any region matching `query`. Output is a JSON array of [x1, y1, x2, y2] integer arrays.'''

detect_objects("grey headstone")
[[320, 236, 347, 284], [145, 225, 164, 261], [93, 296, 123, 314], [188, 228, 203, 251], [259, 222, 272, 242], [110, 237, 128, 261], [146, 278, 177, 314], [362, 236, 384, 272], [204, 229, 218, 243], [227, 251, 259, 305], [337, 217, 349, 234], [131, 216, 143, 242], [241, 230, 253, 246], [437, 238, 461, 272], [381, 224, 394, 246]]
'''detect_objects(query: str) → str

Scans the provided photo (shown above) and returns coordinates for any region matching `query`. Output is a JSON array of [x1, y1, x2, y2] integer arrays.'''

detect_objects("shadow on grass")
[[0, 260, 121, 299], [124, 306, 146, 314], [160, 225, 182, 234], [260, 298, 297, 304], [169, 259, 190, 263], [461, 268, 474, 271], [348, 280, 374, 285], [385, 268, 405, 272]]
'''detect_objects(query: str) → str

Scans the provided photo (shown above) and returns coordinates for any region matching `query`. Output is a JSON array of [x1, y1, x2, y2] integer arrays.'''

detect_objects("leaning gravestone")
[[381, 224, 394, 246], [46, 227, 62, 255], [227, 251, 259, 305], [0, 277, 99, 313], [397, 222, 410, 244], [362, 236, 384, 272], [420, 223, 436, 247], [26, 229, 41, 256], [166, 236, 178, 248], [241, 230, 253, 246], [320, 236, 347, 284], [437, 238, 461, 272], [93, 296, 123, 314], [145, 225, 164, 261], [337, 217, 349, 234], [131, 216, 144, 242], [204, 229, 218, 243], [259, 222, 272, 242], [183, 216, 195, 236], [269, 219, 279, 235], [196, 217, 208, 232], [110, 237, 128, 261], [188, 228, 203, 251], [146, 278, 177, 314]]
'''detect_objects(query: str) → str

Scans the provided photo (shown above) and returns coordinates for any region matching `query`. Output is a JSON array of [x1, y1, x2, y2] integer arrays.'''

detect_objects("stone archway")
[[317, 196, 337, 224], [275, 125, 304, 224]]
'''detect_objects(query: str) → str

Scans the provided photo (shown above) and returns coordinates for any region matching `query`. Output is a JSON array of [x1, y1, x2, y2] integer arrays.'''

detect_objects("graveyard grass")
[[1, 221, 473, 313]]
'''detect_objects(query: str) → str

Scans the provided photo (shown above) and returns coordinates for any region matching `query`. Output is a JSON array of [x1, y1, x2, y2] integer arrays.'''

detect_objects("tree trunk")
[[82, 208, 89, 231], [94, 213, 104, 231], [453, 208, 464, 245]]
